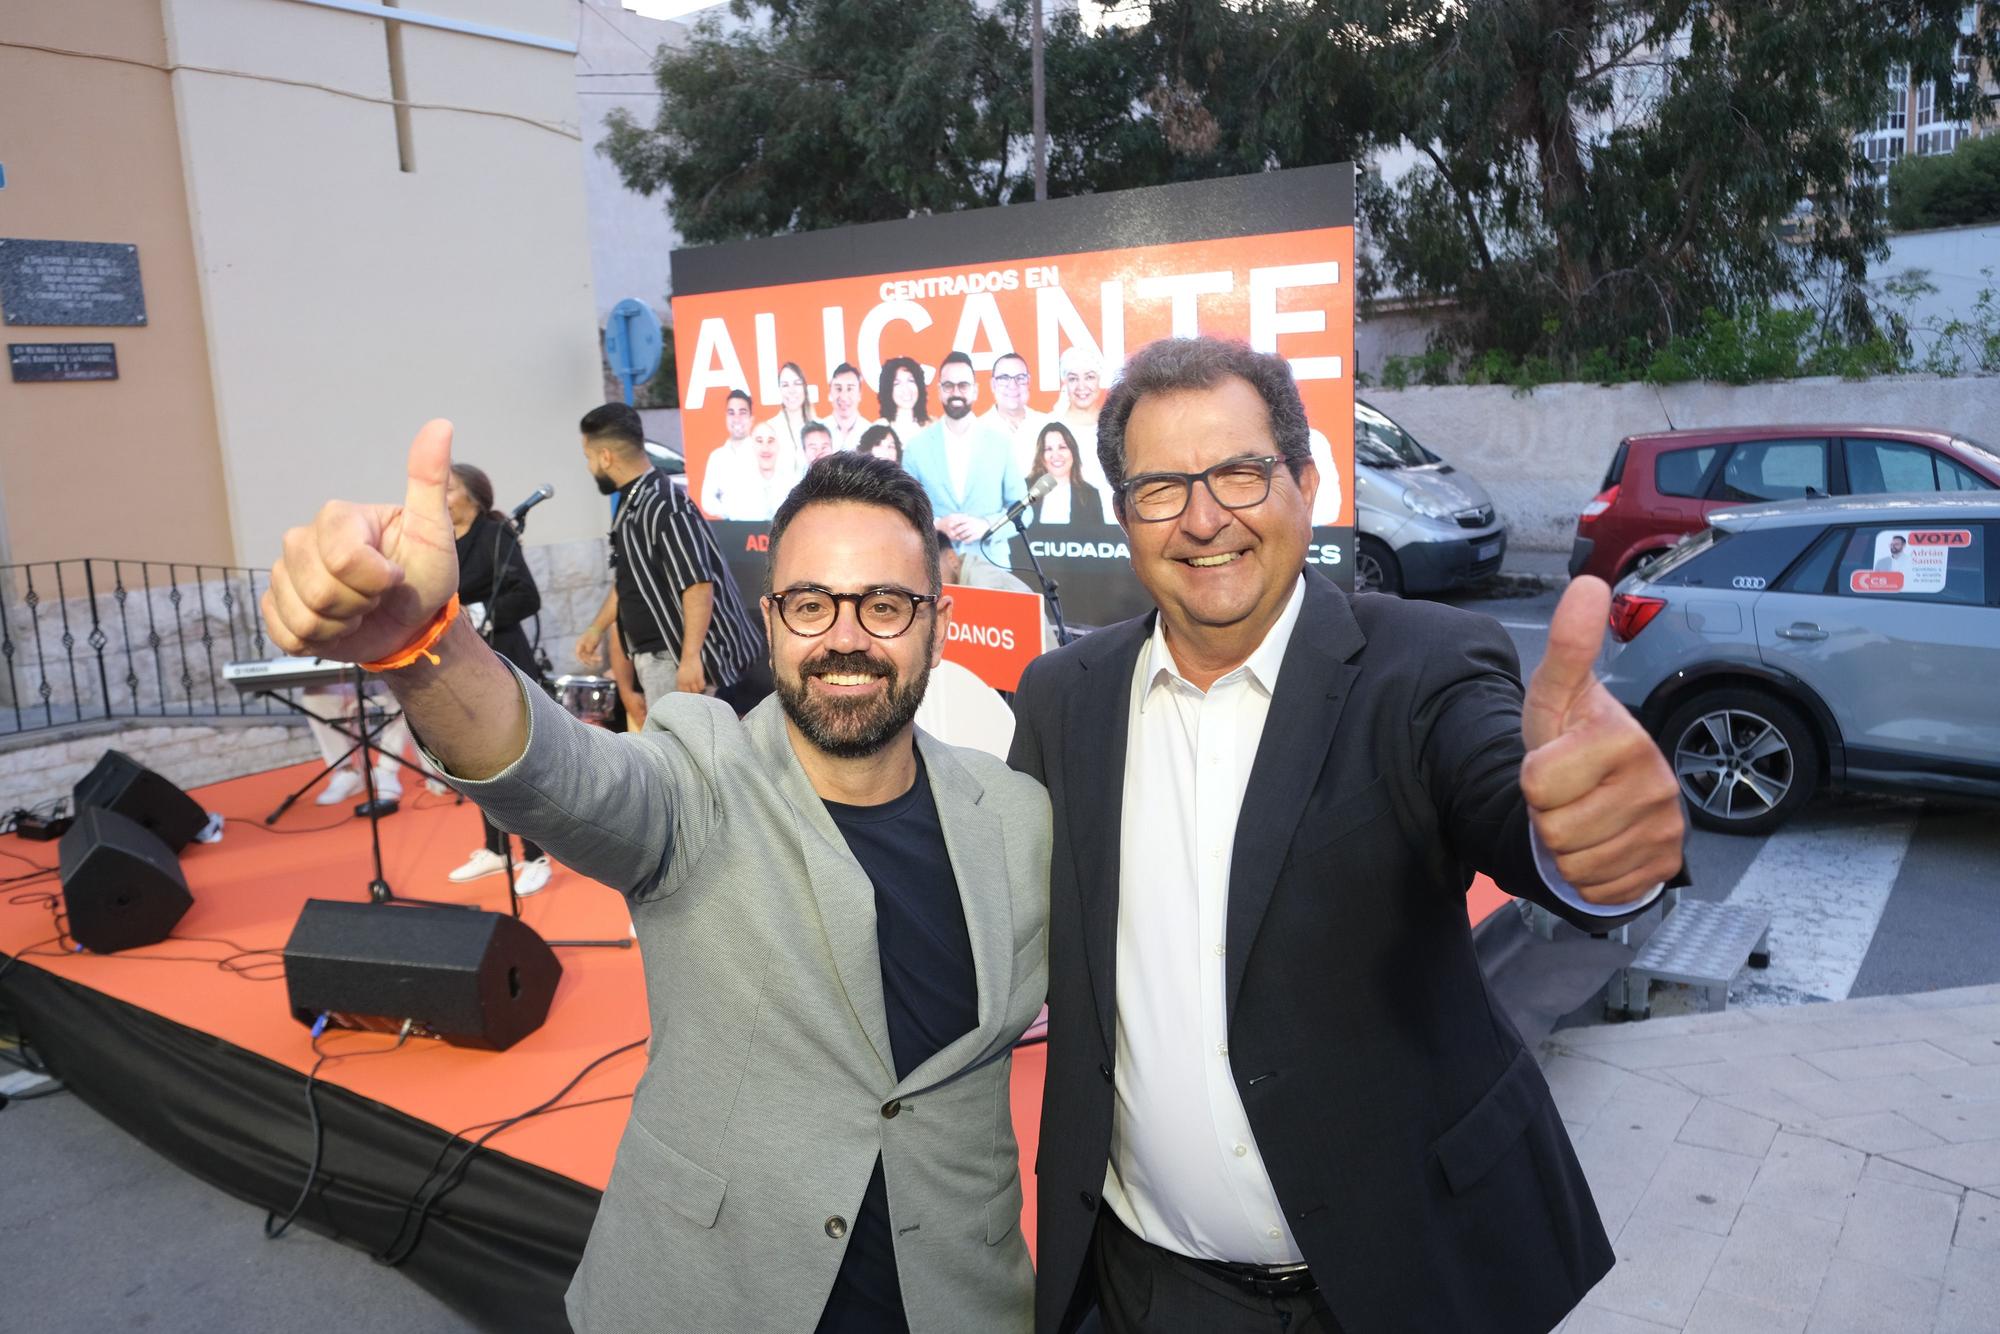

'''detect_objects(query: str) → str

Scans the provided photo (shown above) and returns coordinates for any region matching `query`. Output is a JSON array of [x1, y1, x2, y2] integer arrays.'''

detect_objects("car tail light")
[[1608, 593, 1667, 643], [1579, 484, 1619, 524]]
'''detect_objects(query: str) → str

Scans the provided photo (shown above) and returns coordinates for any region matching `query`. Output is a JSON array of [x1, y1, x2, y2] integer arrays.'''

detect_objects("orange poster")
[[672, 166, 1357, 627]]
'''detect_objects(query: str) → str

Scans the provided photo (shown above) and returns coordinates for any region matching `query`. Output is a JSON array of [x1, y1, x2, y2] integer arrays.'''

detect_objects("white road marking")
[[1724, 806, 1918, 1006], [1497, 620, 1551, 631]]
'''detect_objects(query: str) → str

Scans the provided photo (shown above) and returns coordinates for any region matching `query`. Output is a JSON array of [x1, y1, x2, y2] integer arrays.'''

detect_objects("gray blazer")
[[453, 678, 1049, 1333]]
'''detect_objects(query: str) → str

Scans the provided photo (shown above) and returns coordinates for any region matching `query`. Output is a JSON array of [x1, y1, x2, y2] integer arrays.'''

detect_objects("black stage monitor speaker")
[[58, 806, 194, 954], [72, 749, 206, 853], [283, 900, 562, 1051]]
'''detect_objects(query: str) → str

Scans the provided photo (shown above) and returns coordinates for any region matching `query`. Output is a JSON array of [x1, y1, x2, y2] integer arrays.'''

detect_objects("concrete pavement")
[[1545, 984, 2000, 1333]]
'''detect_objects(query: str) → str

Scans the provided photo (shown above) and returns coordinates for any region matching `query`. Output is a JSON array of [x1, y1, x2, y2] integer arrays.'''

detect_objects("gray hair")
[[1096, 337, 1313, 508]]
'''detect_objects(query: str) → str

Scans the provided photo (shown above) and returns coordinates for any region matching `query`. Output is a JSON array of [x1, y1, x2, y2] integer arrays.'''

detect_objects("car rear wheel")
[[1355, 537, 1402, 596], [1660, 688, 1820, 835]]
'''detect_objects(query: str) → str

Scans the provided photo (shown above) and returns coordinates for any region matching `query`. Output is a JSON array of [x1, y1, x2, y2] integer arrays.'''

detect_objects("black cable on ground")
[[264, 1023, 411, 1241], [372, 1036, 649, 1267]]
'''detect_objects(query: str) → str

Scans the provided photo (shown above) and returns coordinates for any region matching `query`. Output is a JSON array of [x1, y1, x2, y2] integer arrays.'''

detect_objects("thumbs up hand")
[[1519, 577, 1685, 906], [261, 420, 462, 665]]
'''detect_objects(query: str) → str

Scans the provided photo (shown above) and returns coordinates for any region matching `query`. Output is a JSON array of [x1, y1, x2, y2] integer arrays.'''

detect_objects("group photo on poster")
[[666, 170, 1357, 634]]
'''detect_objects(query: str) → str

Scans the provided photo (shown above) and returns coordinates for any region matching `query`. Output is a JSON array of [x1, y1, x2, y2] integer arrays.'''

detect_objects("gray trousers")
[[630, 648, 679, 708]]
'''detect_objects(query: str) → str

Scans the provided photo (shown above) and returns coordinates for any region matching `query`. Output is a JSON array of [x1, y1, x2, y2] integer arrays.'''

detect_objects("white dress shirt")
[[825, 415, 869, 452], [1106, 577, 1659, 1265], [1039, 481, 1073, 524]]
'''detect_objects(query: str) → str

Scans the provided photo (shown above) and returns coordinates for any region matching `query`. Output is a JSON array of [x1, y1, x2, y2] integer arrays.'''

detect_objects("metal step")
[[1607, 899, 1773, 1021]]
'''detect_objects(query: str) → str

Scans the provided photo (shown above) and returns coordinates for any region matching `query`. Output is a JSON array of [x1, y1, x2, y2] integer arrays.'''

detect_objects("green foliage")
[[601, 1, 1385, 245], [1362, 0, 1997, 374], [1889, 134, 2000, 231]]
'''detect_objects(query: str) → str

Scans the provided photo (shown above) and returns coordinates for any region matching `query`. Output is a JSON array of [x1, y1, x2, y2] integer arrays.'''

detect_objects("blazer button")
[[881, 1099, 902, 1119], [825, 1216, 848, 1239], [1098, 1063, 1113, 1084], [1079, 1190, 1097, 1210]]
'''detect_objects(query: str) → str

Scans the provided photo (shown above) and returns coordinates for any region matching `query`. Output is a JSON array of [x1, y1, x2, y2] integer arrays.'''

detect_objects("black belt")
[[1181, 1253, 1319, 1300], [1108, 1211, 1318, 1300]]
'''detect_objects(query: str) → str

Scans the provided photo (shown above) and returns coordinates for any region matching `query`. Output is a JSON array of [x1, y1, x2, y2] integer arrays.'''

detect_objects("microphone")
[[509, 484, 555, 530], [979, 473, 1058, 542]]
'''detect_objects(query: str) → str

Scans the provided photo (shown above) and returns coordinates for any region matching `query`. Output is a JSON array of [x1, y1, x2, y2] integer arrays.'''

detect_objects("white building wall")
[[576, 0, 687, 324], [161, 0, 606, 570]]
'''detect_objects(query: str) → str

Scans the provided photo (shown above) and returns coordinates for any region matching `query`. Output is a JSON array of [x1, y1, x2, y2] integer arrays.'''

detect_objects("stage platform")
[[2, 757, 1504, 1329]]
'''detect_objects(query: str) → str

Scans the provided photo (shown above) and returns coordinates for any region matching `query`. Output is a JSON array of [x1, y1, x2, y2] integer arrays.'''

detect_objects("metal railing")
[[0, 559, 288, 735]]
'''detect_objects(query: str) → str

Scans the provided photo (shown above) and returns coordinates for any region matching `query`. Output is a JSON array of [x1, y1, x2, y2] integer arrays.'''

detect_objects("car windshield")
[[1355, 403, 1438, 468], [1637, 525, 1726, 581]]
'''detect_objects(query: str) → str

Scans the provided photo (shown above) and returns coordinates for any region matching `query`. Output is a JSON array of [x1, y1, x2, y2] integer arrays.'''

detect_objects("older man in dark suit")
[[1009, 336, 1685, 1334]]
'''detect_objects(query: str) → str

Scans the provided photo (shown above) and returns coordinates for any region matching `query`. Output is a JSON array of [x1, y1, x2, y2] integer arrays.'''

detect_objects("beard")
[[593, 471, 618, 496], [942, 395, 972, 420], [774, 637, 932, 760]]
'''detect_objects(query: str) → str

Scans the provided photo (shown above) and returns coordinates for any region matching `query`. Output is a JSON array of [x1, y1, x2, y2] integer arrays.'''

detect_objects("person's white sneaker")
[[316, 768, 365, 806], [512, 857, 553, 896], [447, 848, 508, 882], [372, 767, 403, 801]]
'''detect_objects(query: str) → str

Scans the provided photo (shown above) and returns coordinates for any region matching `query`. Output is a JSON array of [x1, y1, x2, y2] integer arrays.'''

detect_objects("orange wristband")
[[360, 595, 461, 671]]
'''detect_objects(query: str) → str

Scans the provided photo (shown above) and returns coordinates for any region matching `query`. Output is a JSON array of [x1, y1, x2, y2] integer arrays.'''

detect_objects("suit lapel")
[[747, 702, 897, 1082], [892, 733, 1013, 1097], [1062, 614, 1152, 1056], [1224, 574, 1366, 1024]]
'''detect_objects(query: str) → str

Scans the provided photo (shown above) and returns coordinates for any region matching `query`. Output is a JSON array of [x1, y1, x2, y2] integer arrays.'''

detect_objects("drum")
[[551, 674, 618, 728]]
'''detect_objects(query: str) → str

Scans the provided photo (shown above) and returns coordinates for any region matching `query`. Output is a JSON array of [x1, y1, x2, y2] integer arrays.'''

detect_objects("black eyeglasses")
[[767, 585, 939, 638], [1119, 456, 1286, 522]]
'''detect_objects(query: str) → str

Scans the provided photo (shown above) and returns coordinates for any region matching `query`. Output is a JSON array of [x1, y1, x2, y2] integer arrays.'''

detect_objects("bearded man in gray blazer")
[[263, 432, 1049, 1333]]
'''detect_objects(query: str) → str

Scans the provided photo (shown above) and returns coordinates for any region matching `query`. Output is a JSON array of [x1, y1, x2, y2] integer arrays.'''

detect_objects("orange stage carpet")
[[2, 757, 1509, 1323]]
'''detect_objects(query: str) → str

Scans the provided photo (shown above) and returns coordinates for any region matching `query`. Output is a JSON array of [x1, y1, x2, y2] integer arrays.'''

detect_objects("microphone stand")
[[998, 509, 1072, 648]]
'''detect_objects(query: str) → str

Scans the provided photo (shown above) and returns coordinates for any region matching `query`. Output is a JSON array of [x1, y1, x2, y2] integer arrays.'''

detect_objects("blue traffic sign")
[[603, 299, 663, 405]]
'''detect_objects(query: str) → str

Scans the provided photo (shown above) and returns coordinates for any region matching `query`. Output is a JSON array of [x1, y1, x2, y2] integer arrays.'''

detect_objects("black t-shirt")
[[814, 752, 978, 1334]]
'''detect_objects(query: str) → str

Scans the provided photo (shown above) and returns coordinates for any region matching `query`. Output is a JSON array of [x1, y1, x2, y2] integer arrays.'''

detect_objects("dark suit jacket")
[[1009, 569, 1651, 1334], [1029, 479, 1105, 527]]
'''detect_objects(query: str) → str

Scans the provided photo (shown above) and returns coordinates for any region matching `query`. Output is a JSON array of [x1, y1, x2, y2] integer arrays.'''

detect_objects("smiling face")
[[1064, 366, 1101, 411], [892, 367, 919, 412], [1040, 429, 1074, 480], [752, 423, 782, 468], [938, 363, 977, 421], [802, 429, 835, 464], [992, 354, 1030, 413], [725, 398, 753, 441], [765, 501, 947, 759], [1119, 375, 1317, 665], [778, 367, 807, 414], [829, 371, 861, 421]]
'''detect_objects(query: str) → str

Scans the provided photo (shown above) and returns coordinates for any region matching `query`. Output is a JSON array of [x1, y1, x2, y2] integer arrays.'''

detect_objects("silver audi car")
[[1598, 493, 2000, 834]]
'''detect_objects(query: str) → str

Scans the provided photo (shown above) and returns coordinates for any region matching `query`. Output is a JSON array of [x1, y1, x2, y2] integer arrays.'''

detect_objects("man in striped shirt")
[[576, 403, 768, 714]]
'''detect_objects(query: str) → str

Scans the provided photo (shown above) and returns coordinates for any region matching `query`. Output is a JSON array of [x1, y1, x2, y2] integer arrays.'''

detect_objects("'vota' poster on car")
[[668, 166, 1357, 631]]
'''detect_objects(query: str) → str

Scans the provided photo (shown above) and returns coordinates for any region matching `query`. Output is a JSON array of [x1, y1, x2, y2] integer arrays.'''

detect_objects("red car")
[[1569, 425, 2000, 584]]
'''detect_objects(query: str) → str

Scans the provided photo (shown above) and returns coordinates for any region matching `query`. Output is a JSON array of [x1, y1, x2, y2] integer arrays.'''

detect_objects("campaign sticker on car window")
[[1850, 529, 1970, 594]]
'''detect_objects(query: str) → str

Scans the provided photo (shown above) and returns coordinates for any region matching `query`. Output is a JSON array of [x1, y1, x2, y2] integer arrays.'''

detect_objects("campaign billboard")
[[668, 165, 1355, 632]]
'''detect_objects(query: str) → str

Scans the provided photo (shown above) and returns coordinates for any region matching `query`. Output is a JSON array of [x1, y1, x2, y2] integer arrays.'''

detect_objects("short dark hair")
[[801, 420, 832, 443], [995, 350, 1028, 368], [725, 388, 753, 408], [831, 362, 861, 382], [449, 462, 503, 523], [939, 351, 975, 376], [858, 423, 902, 462], [579, 402, 645, 453], [766, 452, 940, 594], [1096, 337, 1311, 508]]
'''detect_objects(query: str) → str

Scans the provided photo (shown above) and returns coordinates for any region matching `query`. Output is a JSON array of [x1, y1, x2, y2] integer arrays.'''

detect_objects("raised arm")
[[262, 420, 527, 778]]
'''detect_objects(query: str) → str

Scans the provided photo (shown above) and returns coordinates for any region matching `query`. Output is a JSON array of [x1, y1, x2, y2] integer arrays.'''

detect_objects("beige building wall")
[[0, 0, 236, 566], [159, 0, 605, 571]]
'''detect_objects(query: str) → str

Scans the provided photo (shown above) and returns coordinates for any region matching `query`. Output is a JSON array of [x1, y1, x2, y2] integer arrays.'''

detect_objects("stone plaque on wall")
[[0, 239, 147, 327], [9, 342, 119, 382]]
